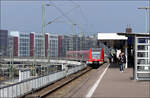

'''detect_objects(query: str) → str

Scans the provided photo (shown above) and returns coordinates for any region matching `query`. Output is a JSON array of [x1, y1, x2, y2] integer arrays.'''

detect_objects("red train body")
[[87, 48, 104, 65], [66, 50, 89, 61], [66, 48, 104, 66]]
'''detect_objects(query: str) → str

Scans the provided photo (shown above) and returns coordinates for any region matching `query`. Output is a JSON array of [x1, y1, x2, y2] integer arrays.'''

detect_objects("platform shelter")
[[97, 33, 128, 68], [118, 33, 150, 80]]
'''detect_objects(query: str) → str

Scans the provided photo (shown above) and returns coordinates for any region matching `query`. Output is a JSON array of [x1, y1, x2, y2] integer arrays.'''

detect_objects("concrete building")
[[34, 32, 44, 57], [61, 35, 72, 57], [58, 35, 62, 57], [7, 31, 97, 58], [0, 30, 8, 56], [79, 35, 97, 50], [8, 31, 58, 58], [48, 33, 58, 57], [8, 31, 31, 57], [72, 35, 80, 51], [19, 32, 30, 57], [8, 31, 19, 57], [59, 34, 98, 57]]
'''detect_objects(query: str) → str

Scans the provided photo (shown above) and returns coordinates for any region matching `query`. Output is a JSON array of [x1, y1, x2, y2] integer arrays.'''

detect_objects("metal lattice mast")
[[42, 3, 45, 58]]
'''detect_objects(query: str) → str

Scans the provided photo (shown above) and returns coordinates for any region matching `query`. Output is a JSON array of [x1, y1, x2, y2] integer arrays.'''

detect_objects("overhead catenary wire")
[[70, 0, 88, 24], [45, 4, 79, 26], [48, 0, 86, 33], [69, 0, 89, 33], [49, 1, 76, 25]]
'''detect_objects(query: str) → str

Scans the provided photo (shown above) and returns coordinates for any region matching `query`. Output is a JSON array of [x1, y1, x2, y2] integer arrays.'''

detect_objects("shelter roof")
[[98, 33, 127, 40]]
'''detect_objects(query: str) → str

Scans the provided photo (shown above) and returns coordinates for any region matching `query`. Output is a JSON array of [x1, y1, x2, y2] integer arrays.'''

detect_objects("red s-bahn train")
[[66, 48, 104, 68], [87, 48, 104, 65]]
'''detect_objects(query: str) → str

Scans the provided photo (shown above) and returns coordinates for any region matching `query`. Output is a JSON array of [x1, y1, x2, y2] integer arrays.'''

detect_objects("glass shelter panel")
[[137, 59, 150, 65], [137, 52, 149, 57], [138, 38, 150, 43], [137, 45, 148, 50], [137, 66, 150, 71]]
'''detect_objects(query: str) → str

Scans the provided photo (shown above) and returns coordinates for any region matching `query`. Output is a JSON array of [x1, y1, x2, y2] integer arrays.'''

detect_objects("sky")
[[1, 1, 149, 35]]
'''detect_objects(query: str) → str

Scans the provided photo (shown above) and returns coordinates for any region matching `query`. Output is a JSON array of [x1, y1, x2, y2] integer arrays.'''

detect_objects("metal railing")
[[0, 64, 86, 97]]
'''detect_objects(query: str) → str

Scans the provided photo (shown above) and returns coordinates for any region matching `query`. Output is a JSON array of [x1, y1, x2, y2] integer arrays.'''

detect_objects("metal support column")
[[42, 3, 45, 58], [125, 40, 128, 68], [134, 36, 137, 80]]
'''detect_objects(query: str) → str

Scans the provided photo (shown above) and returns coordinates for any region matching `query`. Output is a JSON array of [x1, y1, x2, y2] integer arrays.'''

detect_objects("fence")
[[0, 65, 86, 97]]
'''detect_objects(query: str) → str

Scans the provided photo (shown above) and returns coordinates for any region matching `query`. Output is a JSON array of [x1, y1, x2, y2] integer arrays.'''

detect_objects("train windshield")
[[92, 52, 101, 59]]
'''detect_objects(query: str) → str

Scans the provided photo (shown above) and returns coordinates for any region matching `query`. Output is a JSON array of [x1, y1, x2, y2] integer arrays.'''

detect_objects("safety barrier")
[[0, 65, 86, 97]]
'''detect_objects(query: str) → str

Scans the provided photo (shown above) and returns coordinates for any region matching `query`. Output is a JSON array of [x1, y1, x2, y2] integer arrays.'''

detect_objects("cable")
[[45, 5, 79, 26]]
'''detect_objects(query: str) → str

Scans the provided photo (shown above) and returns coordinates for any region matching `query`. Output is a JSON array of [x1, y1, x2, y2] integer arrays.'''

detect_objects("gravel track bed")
[[46, 64, 107, 98]]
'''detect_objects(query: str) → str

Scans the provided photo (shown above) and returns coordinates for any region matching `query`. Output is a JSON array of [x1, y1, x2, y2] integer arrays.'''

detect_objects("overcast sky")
[[1, 1, 149, 35]]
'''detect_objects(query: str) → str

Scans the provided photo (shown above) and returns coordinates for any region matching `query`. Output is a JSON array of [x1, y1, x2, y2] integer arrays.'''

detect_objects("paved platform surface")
[[68, 63, 150, 98], [93, 64, 150, 98]]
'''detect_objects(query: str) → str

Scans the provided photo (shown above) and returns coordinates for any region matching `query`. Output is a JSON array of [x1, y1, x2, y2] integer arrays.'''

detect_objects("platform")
[[93, 64, 150, 98], [67, 63, 150, 98]]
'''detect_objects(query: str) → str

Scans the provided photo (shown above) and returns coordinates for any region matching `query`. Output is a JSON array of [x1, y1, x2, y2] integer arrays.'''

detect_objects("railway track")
[[46, 63, 107, 98], [24, 66, 92, 98]]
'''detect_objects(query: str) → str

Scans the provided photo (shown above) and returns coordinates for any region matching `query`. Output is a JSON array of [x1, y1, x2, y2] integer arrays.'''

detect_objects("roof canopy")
[[98, 33, 127, 40], [117, 32, 150, 37]]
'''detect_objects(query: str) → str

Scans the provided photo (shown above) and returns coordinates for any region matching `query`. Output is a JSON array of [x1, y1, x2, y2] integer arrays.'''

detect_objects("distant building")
[[72, 35, 80, 51], [58, 35, 62, 57], [7, 31, 97, 58], [8, 31, 58, 57], [48, 33, 58, 57], [79, 35, 97, 50], [0, 30, 8, 56], [59, 34, 98, 57], [61, 35, 72, 57], [19, 32, 30, 57], [8, 31, 23, 57], [34, 32, 45, 57]]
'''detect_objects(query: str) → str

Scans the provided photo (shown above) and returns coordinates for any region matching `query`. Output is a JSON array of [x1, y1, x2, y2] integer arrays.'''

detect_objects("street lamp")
[[138, 7, 150, 33]]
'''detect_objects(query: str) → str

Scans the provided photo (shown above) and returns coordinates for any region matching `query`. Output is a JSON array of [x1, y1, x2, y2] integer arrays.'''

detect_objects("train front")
[[87, 48, 104, 68]]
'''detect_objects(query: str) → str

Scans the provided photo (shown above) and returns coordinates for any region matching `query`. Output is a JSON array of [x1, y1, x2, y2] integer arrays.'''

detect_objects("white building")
[[19, 32, 30, 57], [48, 33, 58, 57], [8, 31, 58, 58]]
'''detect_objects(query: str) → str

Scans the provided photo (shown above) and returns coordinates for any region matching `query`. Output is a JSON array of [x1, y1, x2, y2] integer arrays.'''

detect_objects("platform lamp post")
[[138, 7, 150, 33]]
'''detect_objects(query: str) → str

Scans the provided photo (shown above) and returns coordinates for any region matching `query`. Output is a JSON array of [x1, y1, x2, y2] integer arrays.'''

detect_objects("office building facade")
[[0, 30, 8, 56], [7, 31, 97, 58], [8, 31, 58, 57], [58, 34, 97, 57]]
